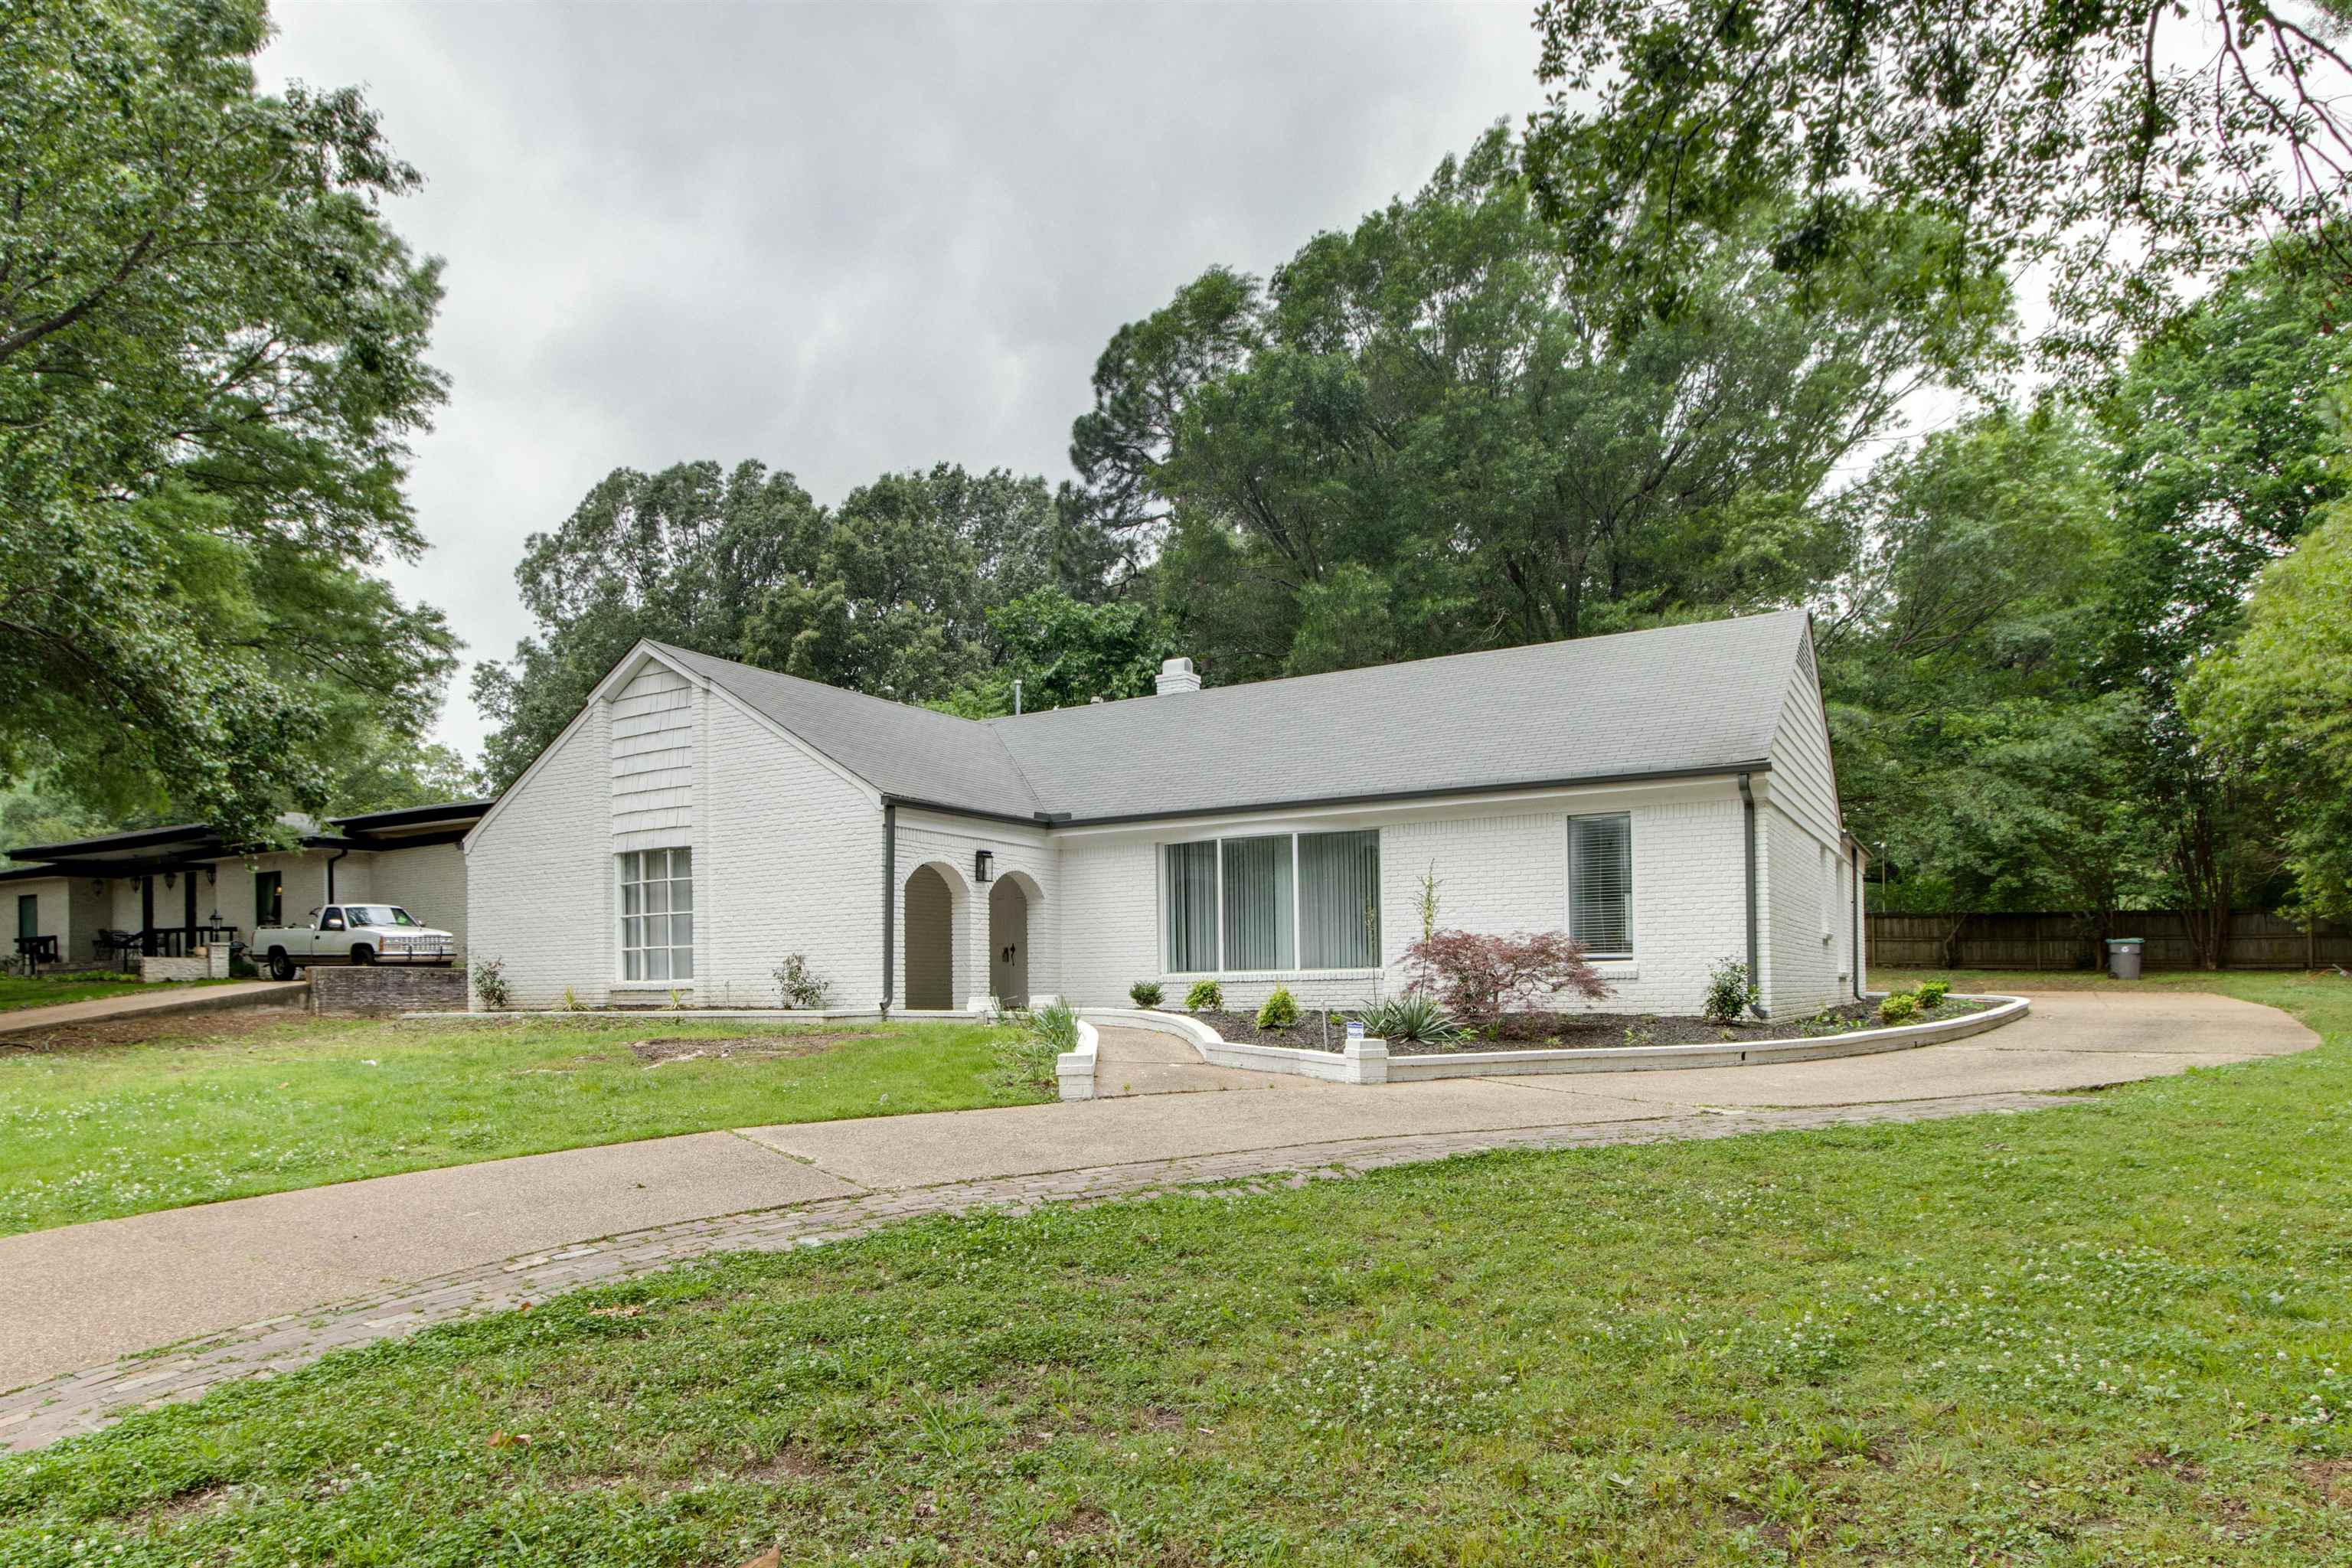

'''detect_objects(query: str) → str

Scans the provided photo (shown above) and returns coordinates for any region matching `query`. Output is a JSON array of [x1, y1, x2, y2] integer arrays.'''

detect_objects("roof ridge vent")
[[1155, 656, 1200, 695]]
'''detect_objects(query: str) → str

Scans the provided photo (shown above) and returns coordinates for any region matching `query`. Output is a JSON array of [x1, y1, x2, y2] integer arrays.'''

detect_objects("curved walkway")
[[0, 988, 2314, 1451]]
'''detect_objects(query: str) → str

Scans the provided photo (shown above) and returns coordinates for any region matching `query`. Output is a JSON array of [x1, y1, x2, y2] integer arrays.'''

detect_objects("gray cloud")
[[261, 0, 1544, 753]]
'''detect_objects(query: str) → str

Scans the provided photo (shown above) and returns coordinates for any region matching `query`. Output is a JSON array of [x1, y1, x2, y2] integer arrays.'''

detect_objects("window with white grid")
[[619, 848, 694, 982]]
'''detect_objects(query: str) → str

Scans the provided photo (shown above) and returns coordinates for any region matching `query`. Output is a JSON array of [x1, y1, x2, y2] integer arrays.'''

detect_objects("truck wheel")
[[351, 944, 376, 965], [267, 949, 296, 982]]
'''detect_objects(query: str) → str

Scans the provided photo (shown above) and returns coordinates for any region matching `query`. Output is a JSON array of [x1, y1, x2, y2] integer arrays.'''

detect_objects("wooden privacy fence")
[[1868, 911, 2352, 972]]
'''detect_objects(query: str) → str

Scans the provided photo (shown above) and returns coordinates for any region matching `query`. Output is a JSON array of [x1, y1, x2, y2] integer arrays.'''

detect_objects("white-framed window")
[[1566, 813, 1633, 959], [1161, 829, 1380, 973], [619, 848, 694, 982]]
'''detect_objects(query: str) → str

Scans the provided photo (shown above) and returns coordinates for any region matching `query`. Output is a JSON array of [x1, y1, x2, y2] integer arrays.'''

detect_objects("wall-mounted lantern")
[[163, 870, 176, 890], [973, 849, 995, 884], [204, 865, 216, 885]]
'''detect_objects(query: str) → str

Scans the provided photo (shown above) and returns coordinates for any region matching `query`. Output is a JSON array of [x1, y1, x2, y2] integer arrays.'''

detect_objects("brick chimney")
[[1155, 656, 1200, 695]]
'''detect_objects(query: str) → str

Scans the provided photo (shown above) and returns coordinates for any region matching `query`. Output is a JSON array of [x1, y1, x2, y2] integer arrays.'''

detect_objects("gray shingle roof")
[[648, 609, 1808, 825], [648, 643, 1047, 818]]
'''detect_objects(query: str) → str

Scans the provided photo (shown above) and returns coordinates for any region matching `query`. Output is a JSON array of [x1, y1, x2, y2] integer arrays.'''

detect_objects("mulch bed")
[[1188, 998, 1992, 1056]]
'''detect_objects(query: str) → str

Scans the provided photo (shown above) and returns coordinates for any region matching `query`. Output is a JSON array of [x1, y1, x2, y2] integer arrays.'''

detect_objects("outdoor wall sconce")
[[89, 879, 104, 896], [163, 871, 176, 890], [973, 849, 994, 884], [205, 866, 216, 885]]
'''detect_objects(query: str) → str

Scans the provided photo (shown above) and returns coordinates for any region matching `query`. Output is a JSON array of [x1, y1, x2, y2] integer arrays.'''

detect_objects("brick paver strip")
[[0, 1090, 2076, 1452]]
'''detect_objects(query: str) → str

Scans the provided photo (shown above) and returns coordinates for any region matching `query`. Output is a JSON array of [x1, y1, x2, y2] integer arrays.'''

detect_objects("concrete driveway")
[[0, 987, 2318, 1447]]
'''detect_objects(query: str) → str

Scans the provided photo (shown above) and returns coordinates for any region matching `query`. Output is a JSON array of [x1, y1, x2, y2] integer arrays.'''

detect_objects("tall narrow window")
[[1220, 835, 1295, 970], [619, 848, 694, 981], [1567, 814, 1633, 959], [1298, 829, 1380, 968], [1163, 841, 1220, 973]]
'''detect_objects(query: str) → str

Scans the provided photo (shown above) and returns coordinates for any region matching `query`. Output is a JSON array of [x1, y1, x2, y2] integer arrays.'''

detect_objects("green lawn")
[[0, 1016, 1049, 1236], [2, 976, 2347, 1564], [0, 973, 225, 1011]]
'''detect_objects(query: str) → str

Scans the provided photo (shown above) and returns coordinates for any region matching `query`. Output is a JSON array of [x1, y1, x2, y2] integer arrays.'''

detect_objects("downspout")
[[1738, 773, 1764, 1018], [880, 801, 897, 1018], [1850, 844, 1864, 1001]]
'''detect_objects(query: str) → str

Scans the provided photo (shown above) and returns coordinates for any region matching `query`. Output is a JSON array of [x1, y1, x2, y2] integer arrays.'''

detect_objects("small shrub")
[[471, 956, 510, 1011], [1402, 929, 1609, 1027], [1877, 992, 1922, 1024], [1700, 956, 1758, 1024], [1362, 991, 1462, 1045], [562, 986, 586, 1013], [773, 953, 831, 1010], [1129, 980, 1164, 1008], [1256, 985, 1300, 1029], [1916, 978, 1951, 1007], [1184, 978, 1223, 1011]]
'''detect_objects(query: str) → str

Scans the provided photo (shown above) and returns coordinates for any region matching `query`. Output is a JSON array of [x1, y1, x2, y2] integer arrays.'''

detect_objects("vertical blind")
[[1567, 815, 1633, 957], [619, 848, 695, 982], [1161, 830, 1380, 972], [1164, 841, 1220, 973], [1298, 829, 1380, 968], [1220, 835, 1295, 969]]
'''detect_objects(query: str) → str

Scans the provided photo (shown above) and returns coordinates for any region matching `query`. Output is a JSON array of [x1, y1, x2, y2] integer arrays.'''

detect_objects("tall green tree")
[[1074, 130, 2005, 684], [2185, 501, 2352, 923], [1817, 410, 2164, 946], [930, 587, 1179, 718], [0, 0, 456, 843], [478, 461, 1110, 784], [1524, 0, 2352, 371], [472, 461, 822, 785], [2092, 251, 2343, 962]]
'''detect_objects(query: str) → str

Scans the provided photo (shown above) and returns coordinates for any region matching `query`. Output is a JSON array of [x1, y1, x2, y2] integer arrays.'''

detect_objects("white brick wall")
[[1757, 805, 1854, 1015], [467, 701, 614, 1008], [684, 691, 881, 1009], [1048, 788, 1750, 1016]]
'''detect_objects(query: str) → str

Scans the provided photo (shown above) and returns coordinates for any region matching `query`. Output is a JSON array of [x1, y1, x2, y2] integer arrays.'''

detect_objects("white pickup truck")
[[256, 904, 456, 980]]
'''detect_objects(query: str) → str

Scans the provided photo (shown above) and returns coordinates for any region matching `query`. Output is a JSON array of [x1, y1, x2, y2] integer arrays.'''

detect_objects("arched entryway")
[[903, 863, 957, 1010], [988, 874, 1035, 1007]]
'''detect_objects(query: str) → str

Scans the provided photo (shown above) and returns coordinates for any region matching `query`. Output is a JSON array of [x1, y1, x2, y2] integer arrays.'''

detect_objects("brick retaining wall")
[[309, 965, 468, 1015]]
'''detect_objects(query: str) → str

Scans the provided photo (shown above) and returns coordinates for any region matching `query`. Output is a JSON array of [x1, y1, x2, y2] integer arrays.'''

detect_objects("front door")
[[254, 871, 282, 928]]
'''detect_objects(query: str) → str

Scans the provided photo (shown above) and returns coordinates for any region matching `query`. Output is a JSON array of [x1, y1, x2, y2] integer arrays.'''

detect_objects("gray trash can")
[[2106, 937, 2144, 980]]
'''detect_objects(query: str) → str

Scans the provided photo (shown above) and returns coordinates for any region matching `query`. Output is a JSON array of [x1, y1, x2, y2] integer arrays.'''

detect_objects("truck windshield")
[[342, 906, 419, 927]]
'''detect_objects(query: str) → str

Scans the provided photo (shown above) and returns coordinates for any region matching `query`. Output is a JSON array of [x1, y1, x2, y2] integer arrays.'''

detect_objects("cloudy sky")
[[259, 0, 1547, 756]]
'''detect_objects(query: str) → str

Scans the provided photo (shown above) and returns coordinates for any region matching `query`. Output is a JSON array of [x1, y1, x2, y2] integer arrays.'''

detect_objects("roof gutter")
[[1738, 772, 1765, 1019], [1050, 762, 1772, 831]]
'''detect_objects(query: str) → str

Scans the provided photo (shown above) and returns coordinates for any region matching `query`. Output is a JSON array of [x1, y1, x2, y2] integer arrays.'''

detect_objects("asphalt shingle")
[[650, 610, 1808, 825]]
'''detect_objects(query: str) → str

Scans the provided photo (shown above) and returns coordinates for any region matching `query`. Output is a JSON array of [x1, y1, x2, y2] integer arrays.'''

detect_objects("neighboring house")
[[467, 610, 1866, 1017], [3, 802, 489, 965]]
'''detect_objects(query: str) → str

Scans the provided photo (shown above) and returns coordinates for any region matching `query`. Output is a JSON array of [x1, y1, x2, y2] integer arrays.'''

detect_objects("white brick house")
[[462, 611, 1865, 1017]]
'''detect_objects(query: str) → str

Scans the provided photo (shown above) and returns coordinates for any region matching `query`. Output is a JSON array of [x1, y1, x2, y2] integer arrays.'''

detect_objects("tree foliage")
[[1525, 0, 2352, 371], [2186, 501, 2352, 921], [475, 461, 1116, 785], [1070, 129, 2004, 684], [0, 0, 454, 843]]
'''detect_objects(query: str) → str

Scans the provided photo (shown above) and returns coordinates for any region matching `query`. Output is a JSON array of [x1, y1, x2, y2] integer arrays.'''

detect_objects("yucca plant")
[[1361, 991, 1462, 1045]]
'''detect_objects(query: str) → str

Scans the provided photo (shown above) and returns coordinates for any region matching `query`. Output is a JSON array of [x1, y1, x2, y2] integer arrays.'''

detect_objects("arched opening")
[[988, 875, 1032, 1007], [903, 864, 955, 1009]]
